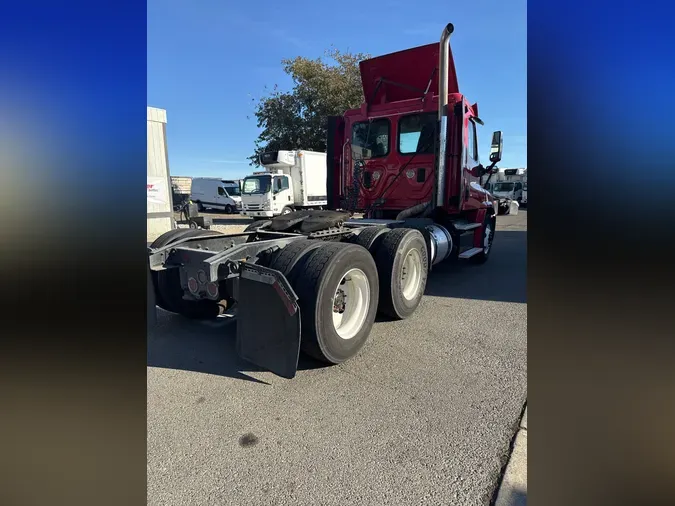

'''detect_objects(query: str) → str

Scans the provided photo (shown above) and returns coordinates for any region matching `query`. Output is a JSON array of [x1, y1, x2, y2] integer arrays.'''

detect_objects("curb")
[[494, 405, 527, 506]]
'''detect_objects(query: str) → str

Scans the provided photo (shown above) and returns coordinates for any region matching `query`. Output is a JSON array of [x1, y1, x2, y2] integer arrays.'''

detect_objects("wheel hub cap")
[[484, 224, 492, 253], [332, 269, 370, 340], [401, 248, 423, 301]]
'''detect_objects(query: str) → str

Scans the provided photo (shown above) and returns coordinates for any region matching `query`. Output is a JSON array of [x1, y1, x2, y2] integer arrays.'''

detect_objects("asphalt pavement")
[[147, 209, 527, 506]]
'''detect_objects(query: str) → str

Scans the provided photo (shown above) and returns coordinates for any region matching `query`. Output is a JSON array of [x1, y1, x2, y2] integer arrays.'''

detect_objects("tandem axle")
[[147, 209, 495, 379]]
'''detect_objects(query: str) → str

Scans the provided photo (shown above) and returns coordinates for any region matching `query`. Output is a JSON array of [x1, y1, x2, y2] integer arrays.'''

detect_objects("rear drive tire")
[[155, 229, 226, 319], [150, 229, 189, 249], [267, 239, 325, 284], [150, 229, 196, 309], [292, 242, 379, 364], [375, 228, 428, 319], [349, 226, 391, 253]]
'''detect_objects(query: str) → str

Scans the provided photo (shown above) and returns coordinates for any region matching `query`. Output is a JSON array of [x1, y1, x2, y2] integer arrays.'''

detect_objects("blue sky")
[[148, 0, 526, 179]]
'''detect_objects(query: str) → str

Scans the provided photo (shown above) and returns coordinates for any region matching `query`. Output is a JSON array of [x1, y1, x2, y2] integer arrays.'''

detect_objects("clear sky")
[[148, 0, 526, 179]]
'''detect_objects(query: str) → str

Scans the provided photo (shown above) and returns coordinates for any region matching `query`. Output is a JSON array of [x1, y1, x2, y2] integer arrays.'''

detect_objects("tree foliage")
[[248, 48, 369, 166]]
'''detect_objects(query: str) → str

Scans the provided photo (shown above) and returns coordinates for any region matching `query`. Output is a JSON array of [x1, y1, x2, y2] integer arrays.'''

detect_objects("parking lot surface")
[[148, 210, 527, 506]]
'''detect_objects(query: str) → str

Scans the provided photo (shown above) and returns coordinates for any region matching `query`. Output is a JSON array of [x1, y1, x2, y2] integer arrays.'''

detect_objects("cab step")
[[452, 221, 481, 232], [458, 247, 484, 259]]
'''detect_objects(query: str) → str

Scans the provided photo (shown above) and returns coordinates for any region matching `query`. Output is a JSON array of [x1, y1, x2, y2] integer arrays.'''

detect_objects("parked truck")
[[147, 23, 503, 379], [190, 177, 242, 213], [489, 168, 526, 214], [241, 150, 327, 219]]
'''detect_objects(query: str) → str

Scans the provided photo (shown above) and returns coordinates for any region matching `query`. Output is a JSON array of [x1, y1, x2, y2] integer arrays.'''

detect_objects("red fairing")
[[359, 43, 459, 104]]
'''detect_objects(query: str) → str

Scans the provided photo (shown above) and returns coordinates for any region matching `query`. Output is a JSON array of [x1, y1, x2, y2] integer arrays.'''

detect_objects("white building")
[[147, 107, 174, 242]]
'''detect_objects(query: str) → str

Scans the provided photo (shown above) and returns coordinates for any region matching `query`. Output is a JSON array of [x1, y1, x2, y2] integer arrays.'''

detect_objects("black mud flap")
[[236, 263, 301, 379]]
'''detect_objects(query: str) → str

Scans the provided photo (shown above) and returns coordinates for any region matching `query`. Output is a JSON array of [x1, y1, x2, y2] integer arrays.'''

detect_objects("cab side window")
[[277, 176, 289, 191], [515, 182, 522, 191], [218, 187, 226, 196], [468, 120, 478, 162]]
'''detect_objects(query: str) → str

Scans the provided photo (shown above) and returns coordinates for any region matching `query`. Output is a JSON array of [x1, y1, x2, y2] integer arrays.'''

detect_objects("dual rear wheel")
[[351, 227, 428, 319], [274, 228, 428, 365], [268, 241, 380, 364]]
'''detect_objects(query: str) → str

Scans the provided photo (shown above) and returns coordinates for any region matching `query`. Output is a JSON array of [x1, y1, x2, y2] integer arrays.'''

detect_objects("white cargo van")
[[190, 177, 242, 214], [241, 150, 327, 218]]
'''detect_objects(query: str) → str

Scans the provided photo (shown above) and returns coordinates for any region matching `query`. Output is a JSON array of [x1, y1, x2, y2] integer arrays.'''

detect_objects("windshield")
[[225, 186, 241, 197], [493, 182, 515, 192], [242, 175, 271, 195]]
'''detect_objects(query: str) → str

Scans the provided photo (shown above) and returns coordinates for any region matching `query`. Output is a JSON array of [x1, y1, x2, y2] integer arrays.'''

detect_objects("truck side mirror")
[[490, 131, 503, 163]]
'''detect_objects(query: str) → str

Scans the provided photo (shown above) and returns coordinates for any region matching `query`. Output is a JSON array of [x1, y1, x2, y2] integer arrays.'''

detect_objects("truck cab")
[[241, 150, 327, 218], [241, 170, 293, 218], [492, 181, 523, 203], [327, 31, 500, 230]]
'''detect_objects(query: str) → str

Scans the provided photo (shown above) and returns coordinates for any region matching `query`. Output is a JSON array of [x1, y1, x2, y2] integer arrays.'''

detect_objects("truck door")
[[273, 175, 293, 212], [217, 185, 230, 207], [462, 103, 484, 211]]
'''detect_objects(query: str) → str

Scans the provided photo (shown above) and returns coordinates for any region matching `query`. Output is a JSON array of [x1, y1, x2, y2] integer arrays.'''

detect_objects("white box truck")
[[190, 177, 242, 213], [241, 150, 327, 218]]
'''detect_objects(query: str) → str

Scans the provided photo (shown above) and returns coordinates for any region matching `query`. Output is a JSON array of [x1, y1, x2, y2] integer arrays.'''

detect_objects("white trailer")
[[147, 107, 175, 242], [241, 150, 327, 218]]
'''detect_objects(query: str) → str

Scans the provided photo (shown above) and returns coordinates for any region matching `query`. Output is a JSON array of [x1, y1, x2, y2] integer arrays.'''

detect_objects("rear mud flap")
[[236, 263, 301, 379]]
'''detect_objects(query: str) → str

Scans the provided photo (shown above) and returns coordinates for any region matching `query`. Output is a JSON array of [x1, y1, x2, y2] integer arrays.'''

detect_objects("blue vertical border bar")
[[0, 3, 148, 506], [528, 2, 675, 506]]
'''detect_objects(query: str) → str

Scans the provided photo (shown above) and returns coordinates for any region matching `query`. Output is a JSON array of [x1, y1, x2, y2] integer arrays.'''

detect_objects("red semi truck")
[[147, 23, 503, 378]]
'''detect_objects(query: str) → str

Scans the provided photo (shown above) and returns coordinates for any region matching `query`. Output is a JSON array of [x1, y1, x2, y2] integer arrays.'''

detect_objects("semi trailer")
[[147, 23, 503, 379]]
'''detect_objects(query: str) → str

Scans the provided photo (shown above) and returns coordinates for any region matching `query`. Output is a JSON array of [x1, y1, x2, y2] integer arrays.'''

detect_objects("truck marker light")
[[188, 277, 199, 294], [206, 282, 219, 299]]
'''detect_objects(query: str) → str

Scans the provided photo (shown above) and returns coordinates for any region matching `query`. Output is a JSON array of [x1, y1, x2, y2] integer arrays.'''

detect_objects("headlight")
[[262, 202, 270, 210]]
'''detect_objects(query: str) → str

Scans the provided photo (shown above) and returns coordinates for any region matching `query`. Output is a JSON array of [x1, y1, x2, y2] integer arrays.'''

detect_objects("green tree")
[[248, 48, 369, 166]]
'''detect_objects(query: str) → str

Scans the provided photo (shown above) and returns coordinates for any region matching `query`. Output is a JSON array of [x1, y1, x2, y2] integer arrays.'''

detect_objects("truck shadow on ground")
[[423, 230, 527, 304], [147, 312, 326, 384]]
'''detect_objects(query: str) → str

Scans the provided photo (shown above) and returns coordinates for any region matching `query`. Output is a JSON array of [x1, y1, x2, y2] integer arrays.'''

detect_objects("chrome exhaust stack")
[[433, 23, 454, 209]]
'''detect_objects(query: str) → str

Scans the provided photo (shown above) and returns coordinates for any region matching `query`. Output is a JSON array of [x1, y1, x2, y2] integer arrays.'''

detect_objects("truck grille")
[[246, 204, 261, 210]]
